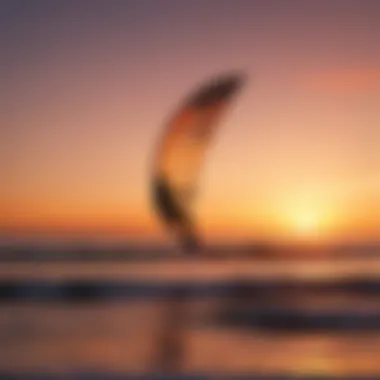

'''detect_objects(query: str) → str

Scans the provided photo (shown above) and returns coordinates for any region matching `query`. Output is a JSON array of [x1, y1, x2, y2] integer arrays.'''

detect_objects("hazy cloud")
[[300, 67, 380, 95]]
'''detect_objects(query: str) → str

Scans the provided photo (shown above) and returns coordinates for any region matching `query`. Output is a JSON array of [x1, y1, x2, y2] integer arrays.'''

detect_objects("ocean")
[[0, 254, 379, 378]]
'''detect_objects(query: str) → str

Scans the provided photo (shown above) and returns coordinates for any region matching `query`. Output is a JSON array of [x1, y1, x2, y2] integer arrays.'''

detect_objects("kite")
[[151, 72, 246, 253]]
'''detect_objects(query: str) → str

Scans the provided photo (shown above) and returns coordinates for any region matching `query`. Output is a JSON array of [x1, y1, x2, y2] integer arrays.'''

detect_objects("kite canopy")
[[152, 72, 246, 252]]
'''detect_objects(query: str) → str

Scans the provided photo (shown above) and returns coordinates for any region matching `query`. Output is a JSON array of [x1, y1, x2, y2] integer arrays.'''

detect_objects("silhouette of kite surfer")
[[153, 174, 200, 252]]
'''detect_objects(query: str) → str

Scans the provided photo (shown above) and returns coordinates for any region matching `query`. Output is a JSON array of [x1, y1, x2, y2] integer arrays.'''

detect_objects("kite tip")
[[190, 70, 247, 108]]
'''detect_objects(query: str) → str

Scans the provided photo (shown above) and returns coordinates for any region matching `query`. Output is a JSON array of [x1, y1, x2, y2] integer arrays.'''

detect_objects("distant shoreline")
[[0, 243, 379, 262]]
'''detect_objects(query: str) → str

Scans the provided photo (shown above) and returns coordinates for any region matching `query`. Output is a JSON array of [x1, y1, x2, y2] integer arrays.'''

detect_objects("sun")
[[276, 195, 333, 243], [290, 208, 323, 238]]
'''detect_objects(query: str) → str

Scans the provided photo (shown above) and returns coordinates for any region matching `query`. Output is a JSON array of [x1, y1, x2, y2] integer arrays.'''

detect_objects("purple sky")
[[1, 0, 380, 244]]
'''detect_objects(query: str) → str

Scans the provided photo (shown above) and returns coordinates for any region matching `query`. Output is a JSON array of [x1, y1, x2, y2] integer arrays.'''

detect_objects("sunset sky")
[[1, 0, 379, 245]]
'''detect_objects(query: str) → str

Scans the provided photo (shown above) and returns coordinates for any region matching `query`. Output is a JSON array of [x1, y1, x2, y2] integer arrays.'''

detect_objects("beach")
[[0, 254, 379, 378]]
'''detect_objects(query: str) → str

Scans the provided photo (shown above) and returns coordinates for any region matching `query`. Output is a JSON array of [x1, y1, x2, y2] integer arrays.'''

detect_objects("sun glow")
[[274, 193, 336, 243], [290, 208, 324, 238]]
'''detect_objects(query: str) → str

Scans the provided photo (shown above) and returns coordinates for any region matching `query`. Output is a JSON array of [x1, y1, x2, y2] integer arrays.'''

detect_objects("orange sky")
[[1, 1, 379, 245]]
